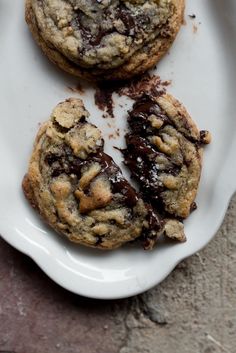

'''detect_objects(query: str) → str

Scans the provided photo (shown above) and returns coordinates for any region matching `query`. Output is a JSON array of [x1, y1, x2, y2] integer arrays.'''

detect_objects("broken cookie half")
[[123, 93, 211, 248]]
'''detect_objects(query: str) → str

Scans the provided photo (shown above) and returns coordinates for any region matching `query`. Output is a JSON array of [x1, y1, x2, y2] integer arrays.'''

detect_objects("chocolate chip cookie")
[[25, 0, 185, 80], [123, 93, 211, 243], [22, 98, 163, 249]]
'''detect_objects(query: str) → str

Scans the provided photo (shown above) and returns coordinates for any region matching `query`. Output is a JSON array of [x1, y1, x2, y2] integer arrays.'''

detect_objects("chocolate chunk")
[[128, 95, 170, 134], [75, 3, 136, 49], [190, 202, 197, 212], [117, 5, 135, 36], [200, 130, 211, 145], [45, 153, 61, 165]]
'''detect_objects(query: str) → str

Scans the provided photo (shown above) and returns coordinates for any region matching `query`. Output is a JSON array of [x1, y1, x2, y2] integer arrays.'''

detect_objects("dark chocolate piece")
[[124, 134, 181, 205], [74, 3, 137, 49]]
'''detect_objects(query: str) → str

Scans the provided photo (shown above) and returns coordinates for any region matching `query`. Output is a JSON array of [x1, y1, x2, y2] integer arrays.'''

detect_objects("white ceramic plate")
[[0, 0, 236, 299]]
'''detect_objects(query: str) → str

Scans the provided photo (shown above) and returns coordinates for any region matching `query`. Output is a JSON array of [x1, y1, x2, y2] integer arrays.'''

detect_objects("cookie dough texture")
[[22, 98, 162, 249], [123, 93, 211, 243], [25, 0, 185, 80]]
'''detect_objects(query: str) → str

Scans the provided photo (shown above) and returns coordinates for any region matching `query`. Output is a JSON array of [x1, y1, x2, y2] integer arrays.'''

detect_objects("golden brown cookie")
[[22, 98, 163, 249], [123, 93, 211, 246], [25, 0, 185, 80]]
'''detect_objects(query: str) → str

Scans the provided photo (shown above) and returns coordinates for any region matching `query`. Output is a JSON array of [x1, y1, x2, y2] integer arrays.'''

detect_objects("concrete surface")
[[0, 194, 236, 353]]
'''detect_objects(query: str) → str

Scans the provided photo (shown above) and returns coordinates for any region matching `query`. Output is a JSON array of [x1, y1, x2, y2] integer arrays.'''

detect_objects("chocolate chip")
[[117, 5, 135, 36], [190, 202, 197, 212], [45, 153, 60, 165]]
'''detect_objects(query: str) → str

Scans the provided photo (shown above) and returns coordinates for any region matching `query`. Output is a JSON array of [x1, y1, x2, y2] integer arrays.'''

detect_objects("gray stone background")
[[0, 194, 235, 353]]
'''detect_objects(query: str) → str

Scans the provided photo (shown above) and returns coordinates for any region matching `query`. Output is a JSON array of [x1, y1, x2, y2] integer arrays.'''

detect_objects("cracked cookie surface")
[[22, 98, 162, 249], [123, 93, 211, 244], [25, 0, 185, 80]]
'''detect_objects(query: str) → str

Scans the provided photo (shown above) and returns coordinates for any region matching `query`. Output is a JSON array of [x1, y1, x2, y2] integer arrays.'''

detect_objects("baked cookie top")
[[124, 94, 211, 220], [22, 98, 162, 249], [30, 0, 174, 70]]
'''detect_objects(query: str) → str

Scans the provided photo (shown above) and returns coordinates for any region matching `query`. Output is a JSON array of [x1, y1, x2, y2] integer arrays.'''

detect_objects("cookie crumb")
[[117, 74, 169, 100], [189, 14, 196, 19], [200, 130, 211, 144], [190, 202, 197, 212], [193, 24, 198, 33], [94, 83, 115, 118], [115, 129, 120, 137], [67, 83, 84, 94], [94, 74, 171, 118], [161, 80, 172, 87]]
